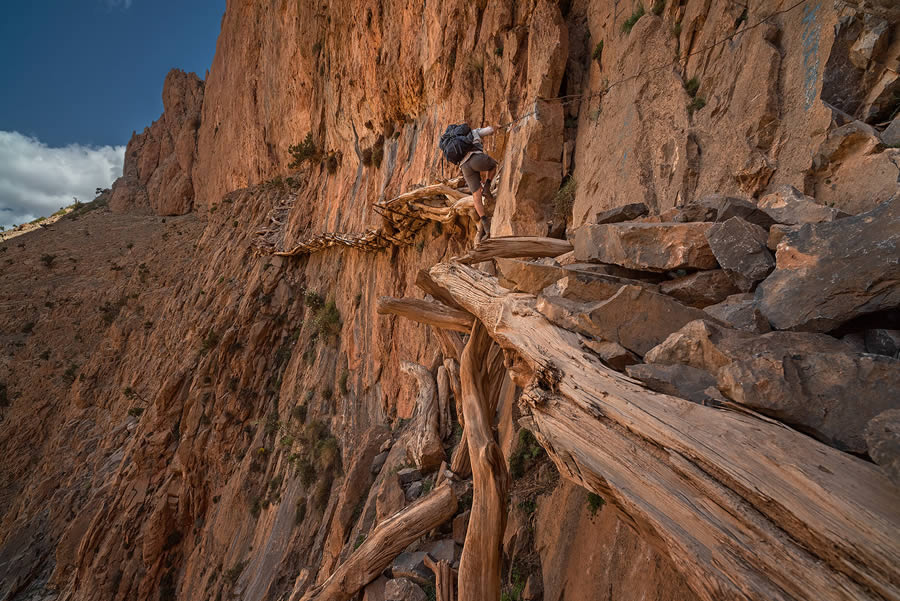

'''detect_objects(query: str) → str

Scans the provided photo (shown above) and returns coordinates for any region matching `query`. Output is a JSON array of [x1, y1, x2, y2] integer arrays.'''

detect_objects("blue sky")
[[0, 0, 225, 228]]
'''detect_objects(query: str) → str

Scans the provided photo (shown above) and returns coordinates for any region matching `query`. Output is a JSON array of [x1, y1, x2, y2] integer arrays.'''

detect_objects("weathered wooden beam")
[[376, 296, 474, 333], [425, 555, 457, 601], [401, 361, 445, 471], [457, 323, 509, 601], [416, 269, 465, 310], [299, 483, 463, 601], [428, 261, 900, 601], [454, 236, 573, 265]]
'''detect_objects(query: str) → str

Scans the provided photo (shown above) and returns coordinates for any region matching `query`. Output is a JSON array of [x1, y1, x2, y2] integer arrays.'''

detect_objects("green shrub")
[[684, 76, 700, 97], [40, 254, 56, 268], [288, 133, 318, 168], [587, 492, 606, 515], [591, 40, 603, 62], [22, 321, 35, 334], [622, 5, 645, 33], [313, 300, 341, 338], [200, 329, 220, 353], [292, 404, 308, 423], [224, 561, 246, 586], [128, 407, 144, 418], [553, 176, 577, 225], [304, 290, 324, 309], [509, 428, 545, 479], [652, 0, 665, 16], [339, 370, 349, 395], [687, 96, 707, 116]]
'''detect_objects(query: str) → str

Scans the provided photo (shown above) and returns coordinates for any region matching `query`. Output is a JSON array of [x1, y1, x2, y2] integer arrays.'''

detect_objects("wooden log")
[[454, 236, 573, 265], [429, 261, 900, 601], [434, 329, 465, 362], [416, 269, 465, 310], [377, 297, 475, 333], [424, 555, 457, 601], [457, 322, 509, 601], [299, 483, 462, 601], [401, 361, 445, 472]]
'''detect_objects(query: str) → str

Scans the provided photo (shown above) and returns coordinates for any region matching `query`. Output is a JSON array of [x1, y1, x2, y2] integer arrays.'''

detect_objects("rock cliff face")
[[110, 70, 204, 215], [1, 1, 898, 601]]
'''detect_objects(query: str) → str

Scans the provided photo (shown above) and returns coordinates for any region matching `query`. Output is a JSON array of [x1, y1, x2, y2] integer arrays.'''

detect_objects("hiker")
[[439, 123, 498, 241]]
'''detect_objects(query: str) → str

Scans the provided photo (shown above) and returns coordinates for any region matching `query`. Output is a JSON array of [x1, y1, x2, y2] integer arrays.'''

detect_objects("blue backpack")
[[439, 124, 476, 165]]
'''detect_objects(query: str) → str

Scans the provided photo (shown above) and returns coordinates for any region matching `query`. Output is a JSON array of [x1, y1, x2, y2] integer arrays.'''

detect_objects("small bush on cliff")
[[622, 5, 645, 33], [687, 96, 707, 116], [684, 76, 700, 97], [509, 428, 545, 479], [288, 133, 318, 168], [553, 176, 577, 226], [587, 492, 606, 515], [0, 383, 8, 407], [591, 40, 603, 63], [652, 0, 665, 16], [40, 254, 56, 268], [313, 300, 341, 338]]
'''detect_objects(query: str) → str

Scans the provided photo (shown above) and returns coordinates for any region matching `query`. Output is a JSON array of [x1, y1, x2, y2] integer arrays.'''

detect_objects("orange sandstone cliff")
[[1, 1, 899, 600]]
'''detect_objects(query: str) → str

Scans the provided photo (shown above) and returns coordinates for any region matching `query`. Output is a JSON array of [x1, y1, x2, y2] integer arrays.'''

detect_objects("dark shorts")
[[460, 152, 497, 193]]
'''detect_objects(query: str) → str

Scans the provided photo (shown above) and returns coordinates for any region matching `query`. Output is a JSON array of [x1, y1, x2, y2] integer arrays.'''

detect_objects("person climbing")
[[438, 123, 498, 242]]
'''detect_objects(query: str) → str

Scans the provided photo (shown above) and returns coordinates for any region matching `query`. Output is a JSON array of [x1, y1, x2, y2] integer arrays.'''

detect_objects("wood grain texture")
[[454, 236, 574, 264], [429, 261, 900, 601], [299, 484, 460, 601], [457, 323, 509, 601], [376, 296, 475, 333]]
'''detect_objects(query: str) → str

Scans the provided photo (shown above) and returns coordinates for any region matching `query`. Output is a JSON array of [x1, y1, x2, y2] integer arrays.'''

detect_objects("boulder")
[[538, 286, 715, 356], [371, 451, 388, 475], [864, 329, 900, 357], [646, 320, 899, 453], [571, 222, 718, 272], [390, 552, 432, 586], [715, 197, 776, 229], [865, 409, 900, 485], [757, 197, 900, 332], [452, 510, 470, 545], [658, 270, 740, 308], [625, 364, 723, 405], [422, 538, 457, 563], [496, 258, 569, 294], [703, 293, 771, 334], [396, 467, 422, 485], [705, 217, 774, 291], [581, 338, 640, 371], [807, 121, 900, 215], [766, 224, 801, 250], [882, 116, 900, 146], [758, 185, 846, 224], [719, 351, 900, 453], [594, 202, 648, 224], [375, 474, 407, 524], [405, 481, 423, 501], [542, 272, 655, 303], [362, 576, 388, 601], [384, 578, 427, 601], [645, 319, 850, 372]]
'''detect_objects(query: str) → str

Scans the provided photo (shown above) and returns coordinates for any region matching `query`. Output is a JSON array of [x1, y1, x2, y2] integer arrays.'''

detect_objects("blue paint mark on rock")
[[801, 3, 822, 111]]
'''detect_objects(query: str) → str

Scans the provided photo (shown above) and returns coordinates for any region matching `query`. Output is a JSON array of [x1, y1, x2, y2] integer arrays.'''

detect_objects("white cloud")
[[0, 131, 125, 229], [106, 0, 133, 9]]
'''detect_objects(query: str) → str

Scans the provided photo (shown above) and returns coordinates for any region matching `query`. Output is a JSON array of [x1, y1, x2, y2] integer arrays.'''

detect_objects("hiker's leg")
[[461, 160, 485, 218], [472, 187, 485, 218]]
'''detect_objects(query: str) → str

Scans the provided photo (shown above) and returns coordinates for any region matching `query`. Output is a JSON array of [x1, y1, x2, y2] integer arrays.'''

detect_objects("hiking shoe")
[[479, 216, 492, 241]]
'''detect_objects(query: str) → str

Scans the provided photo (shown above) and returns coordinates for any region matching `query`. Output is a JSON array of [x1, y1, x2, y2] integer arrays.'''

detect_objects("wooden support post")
[[429, 261, 900, 601], [377, 296, 475, 333], [457, 322, 509, 601], [401, 361, 445, 471], [298, 483, 462, 601], [425, 555, 458, 601], [454, 236, 573, 265]]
